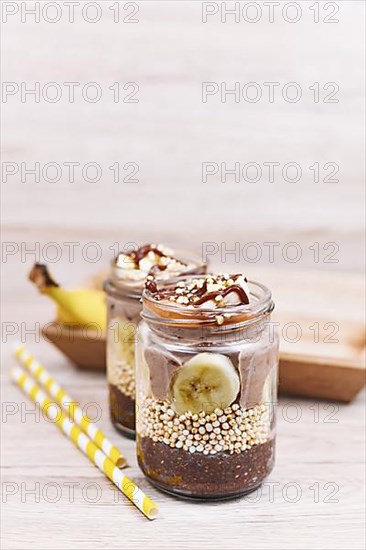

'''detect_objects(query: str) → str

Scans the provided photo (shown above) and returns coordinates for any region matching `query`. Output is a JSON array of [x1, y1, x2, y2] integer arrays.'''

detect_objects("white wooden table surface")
[[1, 248, 365, 550], [2, 341, 365, 550]]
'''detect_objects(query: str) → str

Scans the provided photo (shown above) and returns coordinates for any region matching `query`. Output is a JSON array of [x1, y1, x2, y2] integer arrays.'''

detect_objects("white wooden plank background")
[[1, 2, 365, 549], [2, 1, 365, 268]]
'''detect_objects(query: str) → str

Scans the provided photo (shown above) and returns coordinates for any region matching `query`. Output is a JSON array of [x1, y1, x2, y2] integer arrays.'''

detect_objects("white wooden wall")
[[2, 1, 365, 272]]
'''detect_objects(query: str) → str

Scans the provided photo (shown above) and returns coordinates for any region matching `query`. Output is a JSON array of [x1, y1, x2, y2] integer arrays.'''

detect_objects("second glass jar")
[[105, 250, 207, 438]]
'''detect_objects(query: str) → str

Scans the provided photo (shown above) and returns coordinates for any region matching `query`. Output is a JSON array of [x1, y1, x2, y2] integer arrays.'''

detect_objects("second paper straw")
[[14, 344, 126, 469]]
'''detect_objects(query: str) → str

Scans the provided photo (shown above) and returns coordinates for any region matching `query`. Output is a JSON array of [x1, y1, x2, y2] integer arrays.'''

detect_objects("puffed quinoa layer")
[[108, 359, 135, 399], [139, 399, 271, 455]]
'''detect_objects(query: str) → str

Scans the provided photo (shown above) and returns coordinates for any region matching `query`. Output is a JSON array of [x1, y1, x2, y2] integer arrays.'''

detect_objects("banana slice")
[[171, 352, 240, 415], [107, 317, 136, 367]]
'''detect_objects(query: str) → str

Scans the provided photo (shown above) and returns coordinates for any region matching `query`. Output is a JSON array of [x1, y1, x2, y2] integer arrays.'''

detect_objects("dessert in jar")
[[105, 244, 207, 438], [136, 273, 279, 499]]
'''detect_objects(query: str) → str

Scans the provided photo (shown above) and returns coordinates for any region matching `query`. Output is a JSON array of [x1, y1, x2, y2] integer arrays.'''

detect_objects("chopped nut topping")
[[146, 273, 251, 321], [115, 243, 192, 278]]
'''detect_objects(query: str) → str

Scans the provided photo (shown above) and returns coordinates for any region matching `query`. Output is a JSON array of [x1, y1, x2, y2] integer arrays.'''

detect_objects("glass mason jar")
[[105, 253, 207, 438], [136, 276, 278, 499]]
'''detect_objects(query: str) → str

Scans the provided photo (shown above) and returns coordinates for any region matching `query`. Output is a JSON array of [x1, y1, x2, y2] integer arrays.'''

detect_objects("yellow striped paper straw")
[[14, 344, 126, 469], [10, 366, 158, 520]]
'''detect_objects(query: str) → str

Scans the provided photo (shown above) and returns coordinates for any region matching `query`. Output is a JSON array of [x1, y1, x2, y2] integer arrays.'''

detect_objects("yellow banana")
[[29, 263, 107, 332]]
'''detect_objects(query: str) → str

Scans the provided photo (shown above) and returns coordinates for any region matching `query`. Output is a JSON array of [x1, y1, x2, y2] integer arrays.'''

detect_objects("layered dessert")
[[105, 244, 207, 438], [136, 274, 278, 498]]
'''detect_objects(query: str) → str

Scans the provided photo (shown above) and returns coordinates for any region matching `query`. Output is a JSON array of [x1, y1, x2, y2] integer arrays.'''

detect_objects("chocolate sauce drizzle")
[[131, 244, 165, 263], [145, 278, 158, 294], [120, 244, 187, 275], [146, 275, 250, 307], [195, 285, 249, 305]]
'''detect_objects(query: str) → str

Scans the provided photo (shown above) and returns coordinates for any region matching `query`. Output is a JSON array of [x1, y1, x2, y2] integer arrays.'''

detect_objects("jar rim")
[[142, 275, 274, 328], [105, 249, 207, 300]]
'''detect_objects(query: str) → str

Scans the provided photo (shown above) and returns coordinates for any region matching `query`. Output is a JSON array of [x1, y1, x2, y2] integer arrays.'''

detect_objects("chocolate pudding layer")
[[138, 437, 275, 499], [109, 384, 135, 438]]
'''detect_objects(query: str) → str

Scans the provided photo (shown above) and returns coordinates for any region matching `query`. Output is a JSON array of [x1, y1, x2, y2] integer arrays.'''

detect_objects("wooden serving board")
[[43, 268, 365, 403]]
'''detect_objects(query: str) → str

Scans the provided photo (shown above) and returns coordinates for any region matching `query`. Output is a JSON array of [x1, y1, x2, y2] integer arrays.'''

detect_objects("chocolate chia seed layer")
[[137, 437, 275, 499], [109, 384, 135, 438]]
